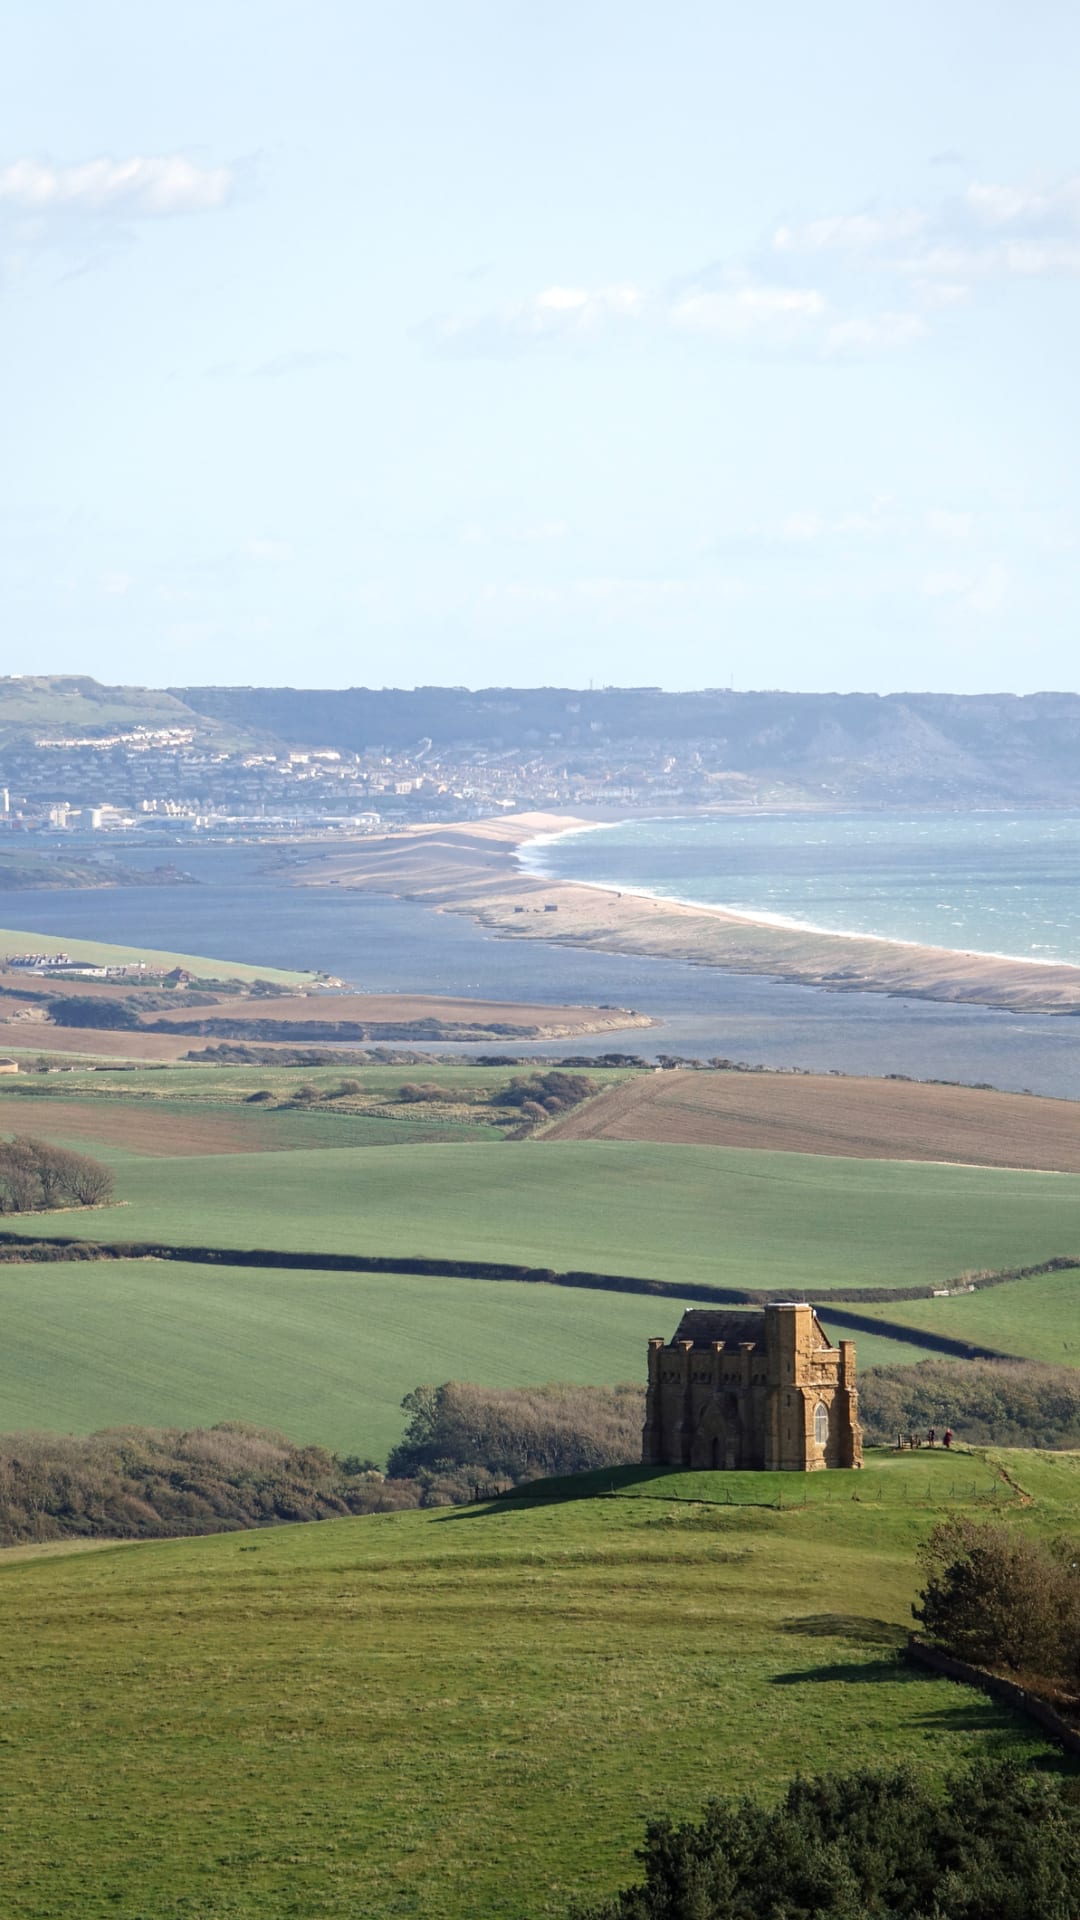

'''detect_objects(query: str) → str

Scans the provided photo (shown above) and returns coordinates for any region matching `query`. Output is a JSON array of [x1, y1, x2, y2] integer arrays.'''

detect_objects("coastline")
[[288, 810, 1080, 1016]]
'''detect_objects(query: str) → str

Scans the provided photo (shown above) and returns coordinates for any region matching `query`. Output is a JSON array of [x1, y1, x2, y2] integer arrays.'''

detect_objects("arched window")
[[814, 1402, 829, 1447]]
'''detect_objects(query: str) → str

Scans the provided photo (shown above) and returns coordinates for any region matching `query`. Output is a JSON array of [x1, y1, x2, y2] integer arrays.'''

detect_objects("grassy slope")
[[0, 1258, 923, 1457], [0, 1450, 1074, 1920], [854, 1270, 1080, 1368], [0, 925, 310, 984], [9, 1140, 1079, 1297]]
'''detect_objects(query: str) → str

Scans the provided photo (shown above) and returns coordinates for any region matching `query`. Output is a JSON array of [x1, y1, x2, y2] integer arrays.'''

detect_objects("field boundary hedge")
[[906, 1635, 1080, 1758], [0, 1230, 1051, 1364]]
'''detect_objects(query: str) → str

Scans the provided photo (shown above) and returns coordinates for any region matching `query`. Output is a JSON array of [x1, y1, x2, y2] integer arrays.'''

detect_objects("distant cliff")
[[173, 685, 1080, 805]]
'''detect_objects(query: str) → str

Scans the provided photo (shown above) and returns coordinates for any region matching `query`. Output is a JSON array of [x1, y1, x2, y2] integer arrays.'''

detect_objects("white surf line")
[[515, 827, 1080, 974]]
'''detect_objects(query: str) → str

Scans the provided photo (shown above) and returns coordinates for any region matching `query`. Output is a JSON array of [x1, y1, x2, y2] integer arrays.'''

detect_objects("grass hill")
[[0, 1449, 1075, 1920], [0, 675, 254, 748], [0, 924, 311, 985]]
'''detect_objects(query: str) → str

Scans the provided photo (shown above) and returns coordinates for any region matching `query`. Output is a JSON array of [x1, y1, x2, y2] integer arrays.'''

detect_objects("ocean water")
[[2, 839, 1080, 1097], [523, 812, 1080, 967]]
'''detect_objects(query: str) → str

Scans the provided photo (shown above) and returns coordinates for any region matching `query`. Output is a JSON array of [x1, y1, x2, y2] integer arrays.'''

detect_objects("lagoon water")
[[525, 812, 1080, 967], [2, 837, 1079, 1098]]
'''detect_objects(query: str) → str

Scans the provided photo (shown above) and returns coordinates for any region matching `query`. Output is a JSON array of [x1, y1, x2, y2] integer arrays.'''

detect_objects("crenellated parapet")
[[642, 1302, 863, 1472]]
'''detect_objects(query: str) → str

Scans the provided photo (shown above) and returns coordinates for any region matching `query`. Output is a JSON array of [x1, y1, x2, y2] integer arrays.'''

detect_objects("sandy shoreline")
[[288, 810, 1080, 1016]]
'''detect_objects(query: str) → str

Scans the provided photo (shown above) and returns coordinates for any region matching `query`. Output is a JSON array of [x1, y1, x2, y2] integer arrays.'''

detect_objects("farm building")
[[643, 1302, 862, 1472]]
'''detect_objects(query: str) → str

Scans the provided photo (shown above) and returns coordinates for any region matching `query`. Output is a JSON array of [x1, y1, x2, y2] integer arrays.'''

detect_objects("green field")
[[854, 1269, 1080, 1368], [0, 925, 311, 984], [0, 1062, 617, 1148], [0, 1257, 924, 1458], [0, 1448, 1074, 1920], [9, 1140, 1079, 1297]]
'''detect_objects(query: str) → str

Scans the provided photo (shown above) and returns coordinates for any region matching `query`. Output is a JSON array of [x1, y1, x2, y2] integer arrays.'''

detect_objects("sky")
[[3, 1, 1080, 696]]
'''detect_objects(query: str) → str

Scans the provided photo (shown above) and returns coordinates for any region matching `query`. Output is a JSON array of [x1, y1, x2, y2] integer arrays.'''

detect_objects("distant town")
[[3, 678, 1080, 849], [0, 717, 746, 844]]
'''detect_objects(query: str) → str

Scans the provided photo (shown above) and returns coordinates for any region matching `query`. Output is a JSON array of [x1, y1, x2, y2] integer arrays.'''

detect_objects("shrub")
[[568, 1761, 1080, 1919], [0, 1424, 426, 1544], [396, 1082, 457, 1103], [48, 995, 139, 1030], [491, 1070, 597, 1116], [387, 1381, 644, 1483], [859, 1357, 1080, 1449], [915, 1515, 1080, 1689]]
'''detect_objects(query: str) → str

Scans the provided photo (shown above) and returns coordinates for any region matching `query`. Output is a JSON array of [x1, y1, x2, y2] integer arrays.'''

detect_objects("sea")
[[521, 811, 1080, 968], [2, 823, 1079, 1100]]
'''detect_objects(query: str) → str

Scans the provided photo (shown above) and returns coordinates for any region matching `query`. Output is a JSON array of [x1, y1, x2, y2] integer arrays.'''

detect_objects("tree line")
[[0, 1136, 113, 1214]]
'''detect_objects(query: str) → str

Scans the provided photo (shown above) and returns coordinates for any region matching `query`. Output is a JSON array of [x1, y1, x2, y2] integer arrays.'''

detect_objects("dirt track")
[[543, 1070, 1080, 1174]]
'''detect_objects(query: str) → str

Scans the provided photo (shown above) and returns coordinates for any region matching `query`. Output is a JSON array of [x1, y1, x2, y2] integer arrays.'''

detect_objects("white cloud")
[[245, 537, 292, 562], [670, 282, 826, 341], [427, 283, 644, 352], [773, 210, 925, 253], [775, 175, 1080, 293], [425, 169, 1080, 361], [0, 155, 232, 216], [964, 178, 1080, 232], [100, 571, 132, 596]]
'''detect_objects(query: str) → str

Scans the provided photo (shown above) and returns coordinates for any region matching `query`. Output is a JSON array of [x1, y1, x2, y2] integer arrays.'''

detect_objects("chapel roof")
[[671, 1309, 767, 1350]]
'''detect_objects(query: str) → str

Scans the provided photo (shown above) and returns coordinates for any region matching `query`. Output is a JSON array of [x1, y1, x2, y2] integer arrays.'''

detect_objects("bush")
[[491, 1070, 597, 1117], [387, 1381, 644, 1484], [569, 1761, 1080, 1919], [396, 1082, 457, 1103], [0, 1424, 427, 1544], [915, 1515, 1080, 1690], [859, 1357, 1080, 1449], [49, 995, 139, 1030]]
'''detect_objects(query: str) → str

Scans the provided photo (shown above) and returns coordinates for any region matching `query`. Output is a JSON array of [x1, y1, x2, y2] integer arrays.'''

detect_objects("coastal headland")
[[289, 810, 1080, 1016]]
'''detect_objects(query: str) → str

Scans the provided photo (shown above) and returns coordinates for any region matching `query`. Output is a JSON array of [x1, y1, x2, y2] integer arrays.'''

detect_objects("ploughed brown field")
[[0, 1023, 196, 1061], [0, 1099, 277, 1156], [140, 990, 640, 1033], [542, 1068, 1080, 1174]]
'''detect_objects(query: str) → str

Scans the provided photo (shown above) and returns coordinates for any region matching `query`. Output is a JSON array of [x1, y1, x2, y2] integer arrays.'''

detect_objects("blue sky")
[[3, 1, 1080, 694]]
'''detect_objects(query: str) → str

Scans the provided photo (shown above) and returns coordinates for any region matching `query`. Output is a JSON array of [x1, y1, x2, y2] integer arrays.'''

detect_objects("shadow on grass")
[[432, 1464, 676, 1518], [772, 1658, 907, 1686], [782, 1613, 902, 1647]]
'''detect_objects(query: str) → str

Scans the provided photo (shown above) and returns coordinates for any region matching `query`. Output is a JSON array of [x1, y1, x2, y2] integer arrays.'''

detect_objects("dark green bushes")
[[0, 1424, 421, 1544], [915, 1516, 1080, 1692], [49, 995, 138, 1029], [491, 1070, 598, 1117], [387, 1380, 643, 1485], [570, 1762, 1080, 1919], [859, 1358, 1080, 1449]]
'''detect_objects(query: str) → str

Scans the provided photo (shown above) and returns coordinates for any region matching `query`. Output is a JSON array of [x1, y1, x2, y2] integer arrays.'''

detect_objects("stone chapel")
[[642, 1301, 862, 1471]]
